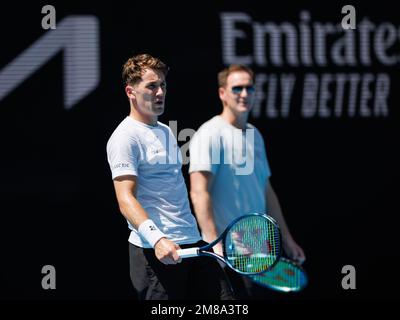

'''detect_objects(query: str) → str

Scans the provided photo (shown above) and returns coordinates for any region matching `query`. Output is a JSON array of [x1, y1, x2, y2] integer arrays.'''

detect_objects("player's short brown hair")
[[218, 65, 254, 88], [122, 54, 169, 86]]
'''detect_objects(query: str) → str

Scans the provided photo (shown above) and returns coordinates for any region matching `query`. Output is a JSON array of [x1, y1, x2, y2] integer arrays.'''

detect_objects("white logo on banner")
[[341, 265, 356, 289], [41, 5, 57, 29], [0, 16, 100, 109], [220, 11, 397, 118], [341, 5, 356, 30], [41, 265, 56, 290]]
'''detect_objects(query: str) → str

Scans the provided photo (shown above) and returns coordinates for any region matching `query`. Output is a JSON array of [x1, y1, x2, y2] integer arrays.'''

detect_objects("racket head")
[[222, 213, 282, 275], [248, 257, 308, 292]]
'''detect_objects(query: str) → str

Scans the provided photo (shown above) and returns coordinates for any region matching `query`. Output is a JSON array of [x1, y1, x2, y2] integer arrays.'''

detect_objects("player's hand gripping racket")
[[177, 213, 282, 274], [248, 257, 308, 292]]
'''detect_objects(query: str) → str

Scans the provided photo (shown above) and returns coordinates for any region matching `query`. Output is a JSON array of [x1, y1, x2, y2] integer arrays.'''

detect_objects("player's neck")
[[129, 111, 158, 127], [220, 109, 248, 130]]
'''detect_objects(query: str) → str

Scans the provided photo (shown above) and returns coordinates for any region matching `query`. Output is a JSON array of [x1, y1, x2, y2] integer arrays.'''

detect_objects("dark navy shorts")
[[129, 240, 234, 300]]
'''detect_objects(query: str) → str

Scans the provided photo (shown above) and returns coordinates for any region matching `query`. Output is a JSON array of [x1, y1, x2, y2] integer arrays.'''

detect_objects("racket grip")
[[177, 247, 199, 258]]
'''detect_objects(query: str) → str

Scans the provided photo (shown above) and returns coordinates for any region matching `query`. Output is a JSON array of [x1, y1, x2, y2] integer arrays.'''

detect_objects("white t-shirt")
[[107, 116, 201, 248], [189, 115, 271, 235]]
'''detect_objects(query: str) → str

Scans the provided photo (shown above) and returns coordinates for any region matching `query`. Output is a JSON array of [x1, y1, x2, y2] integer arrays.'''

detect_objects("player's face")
[[220, 71, 255, 115], [131, 68, 166, 117]]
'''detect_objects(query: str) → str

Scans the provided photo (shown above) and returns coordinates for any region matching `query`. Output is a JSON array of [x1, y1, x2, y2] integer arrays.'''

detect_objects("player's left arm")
[[266, 179, 306, 263]]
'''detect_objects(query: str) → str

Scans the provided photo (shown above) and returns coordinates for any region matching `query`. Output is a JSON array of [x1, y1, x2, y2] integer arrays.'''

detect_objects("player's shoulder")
[[196, 116, 225, 133], [247, 121, 263, 131], [110, 117, 133, 136], [107, 117, 140, 146], [246, 123, 266, 147], [246, 122, 256, 129], [247, 122, 263, 135]]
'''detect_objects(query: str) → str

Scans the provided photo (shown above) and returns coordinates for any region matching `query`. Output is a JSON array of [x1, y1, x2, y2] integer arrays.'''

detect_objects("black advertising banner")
[[0, 0, 399, 306]]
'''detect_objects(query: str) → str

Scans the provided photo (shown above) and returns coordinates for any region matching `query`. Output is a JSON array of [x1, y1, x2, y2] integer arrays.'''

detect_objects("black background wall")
[[1, 0, 399, 301]]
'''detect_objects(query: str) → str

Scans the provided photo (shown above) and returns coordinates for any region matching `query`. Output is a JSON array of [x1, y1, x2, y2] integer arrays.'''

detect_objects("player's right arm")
[[113, 175, 181, 264]]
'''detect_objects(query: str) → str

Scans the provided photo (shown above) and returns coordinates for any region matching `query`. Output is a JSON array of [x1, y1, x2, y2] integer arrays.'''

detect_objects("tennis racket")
[[248, 257, 308, 292], [177, 213, 282, 275]]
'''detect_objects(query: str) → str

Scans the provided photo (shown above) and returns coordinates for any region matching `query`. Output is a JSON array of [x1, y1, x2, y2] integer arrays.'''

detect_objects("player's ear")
[[125, 85, 136, 101], [218, 86, 226, 100]]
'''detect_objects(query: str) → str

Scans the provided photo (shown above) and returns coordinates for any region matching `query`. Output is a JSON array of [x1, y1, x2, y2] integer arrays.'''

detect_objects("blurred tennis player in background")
[[189, 64, 306, 299], [106, 54, 233, 300]]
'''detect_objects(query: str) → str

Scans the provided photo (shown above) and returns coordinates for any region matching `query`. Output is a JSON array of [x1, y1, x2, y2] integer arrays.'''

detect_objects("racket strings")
[[225, 215, 281, 273]]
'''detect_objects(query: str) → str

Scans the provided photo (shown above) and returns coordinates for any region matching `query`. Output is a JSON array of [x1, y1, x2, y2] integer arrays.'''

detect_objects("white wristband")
[[138, 219, 166, 248]]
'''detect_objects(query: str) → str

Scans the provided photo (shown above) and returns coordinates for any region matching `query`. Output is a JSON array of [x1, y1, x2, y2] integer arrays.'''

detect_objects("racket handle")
[[177, 247, 199, 258]]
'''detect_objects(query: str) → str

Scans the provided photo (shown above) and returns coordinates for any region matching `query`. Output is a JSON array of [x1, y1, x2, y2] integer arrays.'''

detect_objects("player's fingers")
[[295, 256, 305, 264], [294, 251, 306, 264], [160, 257, 171, 265], [172, 244, 182, 263], [298, 248, 306, 263], [162, 257, 177, 265], [172, 250, 182, 263], [158, 251, 176, 265]]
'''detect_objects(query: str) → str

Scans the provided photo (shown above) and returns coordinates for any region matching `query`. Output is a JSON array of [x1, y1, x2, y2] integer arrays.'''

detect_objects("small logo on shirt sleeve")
[[112, 162, 130, 169]]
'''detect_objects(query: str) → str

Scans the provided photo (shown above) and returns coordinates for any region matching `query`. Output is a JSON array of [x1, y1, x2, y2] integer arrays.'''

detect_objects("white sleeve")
[[106, 134, 140, 179], [189, 128, 219, 175]]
